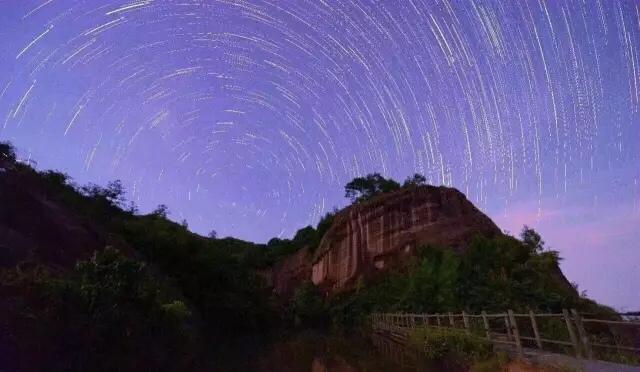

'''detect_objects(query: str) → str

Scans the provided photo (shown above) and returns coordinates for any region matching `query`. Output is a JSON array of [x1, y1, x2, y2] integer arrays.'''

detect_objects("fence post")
[[462, 311, 470, 334], [448, 312, 455, 327], [436, 314, 441, 326], [563, 309, 581, 358], [529, 310, 543, 349], [481, 311, 491, 340], [571, 309, 593, 360], [411, 313, 416, 329], [508, 310, 524, 357], [504, 314, 513, 340]]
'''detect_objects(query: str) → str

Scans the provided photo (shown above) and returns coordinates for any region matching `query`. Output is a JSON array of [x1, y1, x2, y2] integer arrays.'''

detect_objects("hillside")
[[0, 142, 612, 371]]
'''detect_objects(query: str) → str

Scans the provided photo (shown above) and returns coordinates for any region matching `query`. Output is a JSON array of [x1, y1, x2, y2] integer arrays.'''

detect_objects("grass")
[[408, 326, 492, 362]]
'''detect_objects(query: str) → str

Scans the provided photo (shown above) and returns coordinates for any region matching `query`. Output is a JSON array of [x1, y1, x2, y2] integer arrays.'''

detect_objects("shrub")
[[409, 326, 491, 362], [291, 281, 327, 326], [3, 248, 197, 371]]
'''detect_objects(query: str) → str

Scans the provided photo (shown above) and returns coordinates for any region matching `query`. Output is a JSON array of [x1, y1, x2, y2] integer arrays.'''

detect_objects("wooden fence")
[[371, 310, 640, 364]]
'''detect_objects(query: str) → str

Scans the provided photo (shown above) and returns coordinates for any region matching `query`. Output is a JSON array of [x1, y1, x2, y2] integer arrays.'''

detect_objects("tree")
[[0, 141, 16, 163], [293, 225, 317, 247], [208, 230, 217, 239], [81, 180, 127, 208], [125, 201, 139, 215], [33, 247, 195, 370], [317, 209, 337, 236], [403, 173, 427, 187], [291, 281, 327, 326], [520, 225, 544, 253], [344, 173, 400, 203], [41, 170, 70, 187], [267, 237, 297, 258], [151, 204, 169, 218]]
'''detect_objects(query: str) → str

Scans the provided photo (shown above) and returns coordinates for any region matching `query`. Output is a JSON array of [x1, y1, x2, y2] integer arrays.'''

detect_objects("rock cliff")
[[268, 185, 502, 297], [259, 246, 313, 299], [311, 185, 501, 294]]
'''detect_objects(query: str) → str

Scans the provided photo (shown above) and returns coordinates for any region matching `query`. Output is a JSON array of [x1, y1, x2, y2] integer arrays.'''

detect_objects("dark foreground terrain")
[[0, 141, 616, 371]]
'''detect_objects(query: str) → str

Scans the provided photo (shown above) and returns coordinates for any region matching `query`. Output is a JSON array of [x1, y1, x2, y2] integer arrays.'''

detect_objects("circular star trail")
[[1, 0, 638, 255]]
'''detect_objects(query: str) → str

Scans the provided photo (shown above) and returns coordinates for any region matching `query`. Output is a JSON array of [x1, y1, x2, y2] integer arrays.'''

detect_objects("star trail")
[[0, 0, 638, 309]]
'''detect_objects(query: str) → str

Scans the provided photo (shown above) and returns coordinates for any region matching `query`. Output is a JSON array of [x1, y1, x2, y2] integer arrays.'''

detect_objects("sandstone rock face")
[[261, 246, 312, 299], [311, 185, 501, 294]]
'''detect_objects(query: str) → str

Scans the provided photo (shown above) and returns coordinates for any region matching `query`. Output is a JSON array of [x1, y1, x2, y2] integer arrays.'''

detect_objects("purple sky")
[[0, 1, 638, 310]]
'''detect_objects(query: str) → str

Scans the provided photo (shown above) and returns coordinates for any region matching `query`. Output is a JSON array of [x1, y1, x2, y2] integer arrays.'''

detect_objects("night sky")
[[0, 1, 638, 310]]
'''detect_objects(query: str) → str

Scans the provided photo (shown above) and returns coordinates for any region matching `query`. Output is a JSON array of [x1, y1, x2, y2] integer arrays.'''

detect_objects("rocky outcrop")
[[310, 185, 501, 294], [260, 246, 313, 299]]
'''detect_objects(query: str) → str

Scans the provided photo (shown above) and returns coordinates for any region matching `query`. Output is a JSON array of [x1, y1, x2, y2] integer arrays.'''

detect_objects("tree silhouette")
[[344, 173, 400, 202], [403, 173, 427, 187], [151, 204, 169, 218], [0, 141, 17, 163]]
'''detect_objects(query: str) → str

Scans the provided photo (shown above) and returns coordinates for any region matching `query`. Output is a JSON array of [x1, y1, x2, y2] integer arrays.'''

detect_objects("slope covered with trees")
[[0, 141, 615, 371]]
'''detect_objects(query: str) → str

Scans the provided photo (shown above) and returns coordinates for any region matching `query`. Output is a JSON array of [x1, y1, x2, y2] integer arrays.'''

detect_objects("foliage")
[[151, 204, 170, 218], [290, 281, 328, 326], [266, 237, 298, 259], [329, 231, 588, 327], [409, 326, 491, 362], [521, 225, 545, 253], [344, 173, 401, 202], [316, 209, 337, 241], [5, 152, 277, 346], [3, 154, 618, 369], [241, 213, 338, 268], [3, 248, 196, 371], [403, 173, 427, 187], [161, 300, 192, 323], [117, 214, 274, 336], [0, 141, 17, 162], [208, 229, 217, 239], [293, 225, 318, 247], [81, 180, 127, 209], [343, 172, 432, 202], [40, 170, 72, 191]]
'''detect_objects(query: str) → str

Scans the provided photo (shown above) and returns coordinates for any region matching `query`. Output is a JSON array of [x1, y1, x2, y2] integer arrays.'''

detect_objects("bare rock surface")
[[311, 185, 501, 294]]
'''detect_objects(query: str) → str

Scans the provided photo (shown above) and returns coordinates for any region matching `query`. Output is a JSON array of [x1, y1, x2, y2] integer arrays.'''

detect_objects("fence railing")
[[371, 310, 640, 365]]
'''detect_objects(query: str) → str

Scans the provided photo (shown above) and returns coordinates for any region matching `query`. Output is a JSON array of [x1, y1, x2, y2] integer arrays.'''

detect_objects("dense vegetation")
[[328, 230, 608, 327], [1, 141, 276, 369], [0, 141, 616, 370], [2, 248, 196, 371], [344, 172, 427, 202], [409, 327, 491, 362]]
